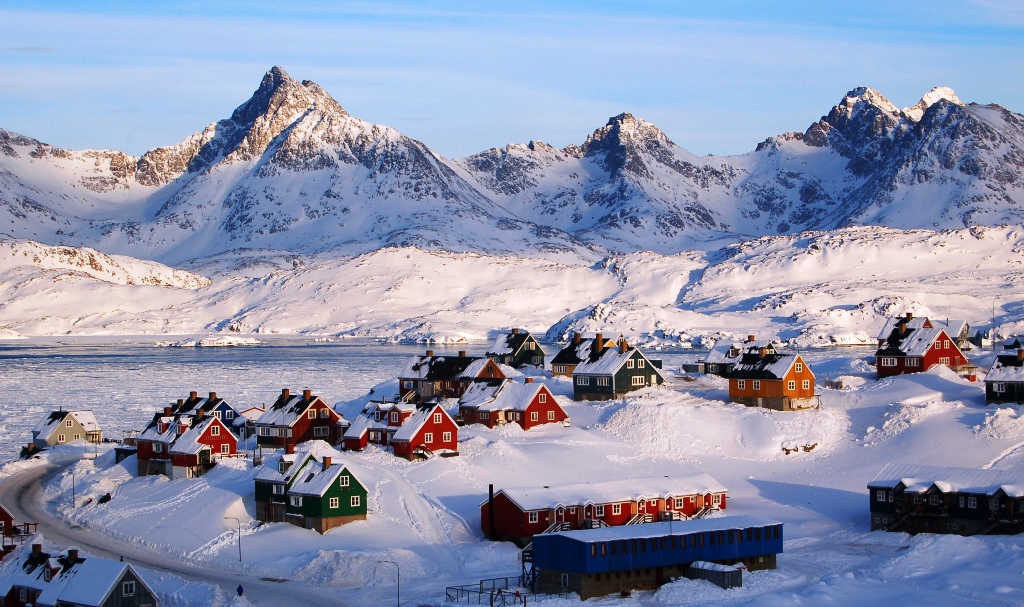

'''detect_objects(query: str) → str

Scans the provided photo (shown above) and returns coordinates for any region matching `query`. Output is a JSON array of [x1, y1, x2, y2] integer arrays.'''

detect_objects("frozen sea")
[[0, 336, 712, 461]]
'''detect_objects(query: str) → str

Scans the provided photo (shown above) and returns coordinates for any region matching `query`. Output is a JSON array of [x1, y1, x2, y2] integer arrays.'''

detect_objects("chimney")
[[322, 456, 332, 470], [164, 407, 172, 416], [747, 335, 755, 342], [573, 332, 581, 345], [488, 484, 497, 541], [594, 333, 604, 354], [281, 388, 290, 400], [426, 349, 434, 357], [286, 444, 295, 455], [1018, 349, 1024, 362], [905, 313, 913, 320], [67, 548, 79, 561], [900, 323, 907, 336], [190, 391, 198, 400], [32, 543, 41, 555], [512, 328, 520, 335], [524, 377, 534, 384], [209, 392, 217, 401], [177, 399, 184, 406], [759, 348, 767, 359], [619, 338, 628, 354], [459, 350, 467, 357], [303, 389, 312, 400]]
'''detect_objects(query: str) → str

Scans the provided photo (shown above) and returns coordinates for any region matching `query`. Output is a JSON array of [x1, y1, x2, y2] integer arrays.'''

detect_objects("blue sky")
[[2, 1, 1022, 158]]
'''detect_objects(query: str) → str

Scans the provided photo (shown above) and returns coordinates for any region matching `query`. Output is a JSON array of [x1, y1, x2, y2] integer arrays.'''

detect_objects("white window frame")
[[390, 411, 399, 423], [576, 376, 590, 386], [788, 380, 796, 390], [752, 380, 761, 391], [802, 380, 810, 390], [330, 497, 339, 509], [880, 357, 897, 367], [638, 359, 645, 368], [627, 359, 635, 369], [350, 496, 361, 507], [597, 376, 610, 386], [307, 409, 316, 419], [939, 357, 950, 365], [876, 491, 886, 502], [424, 432, 434, 444], [795, 362, 803, 373], [123, 581, 136, 597], [531, 411, 538, 421], [433, 412, 442, 424], [442, 431, 452, 442], [528, 511, 539, 523], [211, 425, 220, 436], [57, 434, 65, 443], [66, 419, 73, 427], [539, 393, 547, 403], [906, 358, 920, 367], [220, 443, 230, 454], [737, 380, 746, 390], [612, 503, 621, 515], [631, 376, 645, 386], [340, 475, 349, 487], [968, 496, 977, 508], [290, 495, 303, 507], [994, 382, 1006, 393], [320, 408, 330, 418], [595, 505, 605, 517], [272, 484, 285, 495], [313, 426, 330, 437], [403, 380, 414, 389], [547, 411, 555, 420]]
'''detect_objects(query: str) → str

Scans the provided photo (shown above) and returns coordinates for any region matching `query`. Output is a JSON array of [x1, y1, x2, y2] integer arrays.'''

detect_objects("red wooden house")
[[136, 409, 189, 477], [168, 415, 237, 479], [481, 474, 728, 545], [342, 401, 416, 451], [458, 378, 568, 430], [255, 389, 348, 449], [728, 341, 818, 411], [398, 351, 505, 401], [390, 404, 459, 460], [875, 315, 970, 379]]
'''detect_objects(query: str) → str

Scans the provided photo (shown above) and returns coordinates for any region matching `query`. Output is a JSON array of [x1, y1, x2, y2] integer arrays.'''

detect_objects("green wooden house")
[[486, 328, 546, 369], [286, 455, 368, 533]]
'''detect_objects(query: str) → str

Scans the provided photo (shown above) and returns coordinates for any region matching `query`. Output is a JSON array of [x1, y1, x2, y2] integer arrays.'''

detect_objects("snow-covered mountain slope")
[[3, 225, 1021, 343], [3, 68, 1024, 262]]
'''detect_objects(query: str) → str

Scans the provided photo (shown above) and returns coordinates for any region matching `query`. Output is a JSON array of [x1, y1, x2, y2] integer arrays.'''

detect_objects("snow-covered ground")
[[2, 341, 1023, 606]]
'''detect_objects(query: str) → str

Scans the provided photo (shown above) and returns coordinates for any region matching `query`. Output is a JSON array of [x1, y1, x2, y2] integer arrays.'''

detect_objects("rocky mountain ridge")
[[1, 68, 1022, 264]]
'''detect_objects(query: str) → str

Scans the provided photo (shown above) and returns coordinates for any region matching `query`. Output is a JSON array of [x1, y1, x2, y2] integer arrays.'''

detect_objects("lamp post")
[[377, 560, 399, 607], [224, 517, 242, 561], [69, 471, 76, 508]]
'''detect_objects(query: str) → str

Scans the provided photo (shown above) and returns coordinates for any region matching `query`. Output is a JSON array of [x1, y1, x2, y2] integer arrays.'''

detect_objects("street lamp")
[[224, 517, 242, 561], [377, 560, 399, 607], [70, 471, 76, 508]]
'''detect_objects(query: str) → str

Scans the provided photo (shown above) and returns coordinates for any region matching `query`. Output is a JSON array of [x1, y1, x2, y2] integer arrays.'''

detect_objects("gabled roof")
[[730, 347, 809, 380], [573, 343, 663, 379], [399, 354, 503, 382], [486, 330, 543, 357], [392, 405, 451, 442], [137, 415, 187, 444], [876, 327, 948, 357], [867, 463, 1024, 497], [290, 460, 349, 498], [459, 380, 555, 413], [169, 416, 232, 455], [256, 390, 337, 427], [483, 473, 728, 510], [986, 352, 1024, 382], [32, 410, 100, 438], [550, 337, 617, 367], [876, 316, 930, 340], [37, 556, 148, 607]]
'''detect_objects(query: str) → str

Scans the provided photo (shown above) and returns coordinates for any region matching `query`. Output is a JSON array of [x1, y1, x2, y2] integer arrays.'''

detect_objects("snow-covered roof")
[[37, 556, 137, 607], [701, 340, 742, 365], [876, 327, 947, 357], [730, 348, 809, 380], [342, 413, 387, 440], [398, 354, 494, 381], [485, 473, 727, 510], [459, 380, 553, 413], [550, 337, 617, 367], [255, 441, 342, 483], [985, 353, 1024, 382], [256, 390, 333, 427], [289, 460, 348, 498], [868, 463, 1024, 497], [876, 316, 929, 340], [392, 405, 447, 442], [137, 416, 185, 444], [31, 410, 100, 437], [543, 516, 779, 543], [486, 329, 542, 358], [169, 416, 231, 455]]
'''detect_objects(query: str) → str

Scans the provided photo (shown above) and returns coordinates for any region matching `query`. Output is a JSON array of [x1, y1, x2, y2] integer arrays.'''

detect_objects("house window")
[[390, 411, 399, 422], [66, 419, 73, 427], [795, 362, 803, 373], [123, 581, 136, 597], [403, 380, 414, 389], [994, 383, 1006, 393], [638, 359, 645, 368], [876, 491, 886, 502], [990, 498, 1000, 510], [74, 433, 80, 440], [291, 496, 303, 507], [539, 393, 547, 403], [803, 380, 810, 390], [880, 357, 897, 367], [44, 567, 51, 581], [321, 408, 330, 418], [547, 411, 555, 420], [944, 340, 950, 349], [531, 412, 538, 421], [597, 377, 610, 386], [713, 493, 722, 506], [351, 496, 361, 507], [612, 504, 621, 515], [929, 495, 940, 505], [529, 511, 539, 523], [330, 497, 339, 509], [272, 484, 284, 495], [627, 360, 635, 369], [939, 357, 950, 365], [339, 475, 349, 487], [211, 425, 220, 436], [675, 497, 684, 508], [443, 431, 452, 442], [527, 342, 535, 350], [959, 496, 965, 507], [19, 588, 26, 601], [424, 433, 434, 444], [259, 427, 272, 436], [632, 376, 645, 386], [480, 411, 489, 420], [576, 376, 589, 385], [213, 411, 221, 419], [433, 413, 442, 424], [308, 410, 316, 419], [752, 380, 761, 391], [57, 434, 65, 443], [788, 380, 796, 390], [154, 443, 162, 453], [906, 358, 920, 367], [968, 497, 977, 508], [277, 428, 290, 437], [225, 410, 235, 419], [220, 444, 230, 454], [737, 380, 746, 390], [313, 426, 329, 437]]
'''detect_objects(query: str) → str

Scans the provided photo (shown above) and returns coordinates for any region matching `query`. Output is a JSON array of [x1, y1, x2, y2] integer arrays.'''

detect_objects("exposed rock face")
[[0, 72, 1023, 262]]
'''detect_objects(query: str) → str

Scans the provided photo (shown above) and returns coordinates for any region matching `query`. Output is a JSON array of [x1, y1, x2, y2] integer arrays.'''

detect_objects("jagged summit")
[[904, 86, 963, 121]]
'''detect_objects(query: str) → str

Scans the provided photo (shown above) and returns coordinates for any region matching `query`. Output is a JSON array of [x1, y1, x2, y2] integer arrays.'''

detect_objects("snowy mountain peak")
[[903, 86, 964, 121], [836, 86, 901, 118]]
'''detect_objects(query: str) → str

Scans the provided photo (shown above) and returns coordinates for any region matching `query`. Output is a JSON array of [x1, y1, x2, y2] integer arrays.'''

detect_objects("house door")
[[656, 567, 664, 585], [651, 374, 657, 385], [556, 507, 564, 523]]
